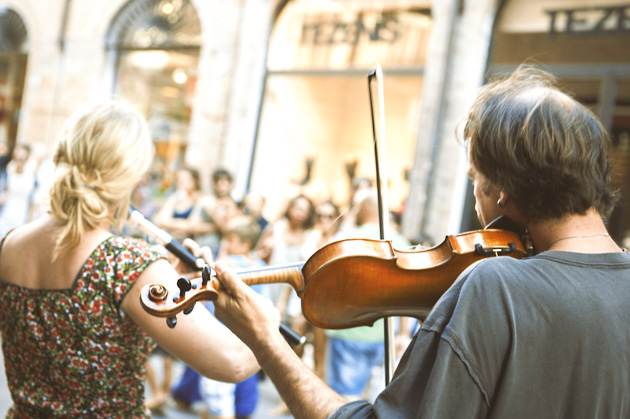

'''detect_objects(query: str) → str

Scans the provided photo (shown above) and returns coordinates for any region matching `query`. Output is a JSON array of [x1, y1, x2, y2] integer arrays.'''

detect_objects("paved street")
[[139, 355, 294, 419], [0, 343, 8, 416], [0, 338, 294, 418]]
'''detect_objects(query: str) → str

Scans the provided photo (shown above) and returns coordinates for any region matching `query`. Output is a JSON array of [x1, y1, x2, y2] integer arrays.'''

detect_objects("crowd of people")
[[1, 64, 630, 418], [140, 169, 415, 417], [0, 107, 415, 418]]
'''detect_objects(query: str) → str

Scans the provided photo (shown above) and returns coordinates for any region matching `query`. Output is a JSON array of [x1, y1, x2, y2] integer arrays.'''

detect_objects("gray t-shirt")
[[330, 250, 630, 418]]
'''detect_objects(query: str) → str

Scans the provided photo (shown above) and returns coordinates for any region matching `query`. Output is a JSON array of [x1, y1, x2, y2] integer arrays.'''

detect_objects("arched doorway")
[[105, 0, 202, 196], [0, 7, 28, 152]]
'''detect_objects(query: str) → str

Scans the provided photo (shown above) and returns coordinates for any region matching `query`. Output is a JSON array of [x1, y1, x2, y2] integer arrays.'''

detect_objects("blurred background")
[[0, 0, 629, 416], [0, 0, 626, 244]]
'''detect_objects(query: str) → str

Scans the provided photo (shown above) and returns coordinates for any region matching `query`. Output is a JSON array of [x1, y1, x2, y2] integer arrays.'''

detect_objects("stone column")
[[401, 0, 500, 243]]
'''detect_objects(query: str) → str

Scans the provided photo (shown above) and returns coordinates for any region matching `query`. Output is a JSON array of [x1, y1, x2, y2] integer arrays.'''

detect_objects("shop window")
[[469, 0, 630, 240], [106, 0, 201, 194], [250, 0, 432, 218], [0, 8, 28, 151]]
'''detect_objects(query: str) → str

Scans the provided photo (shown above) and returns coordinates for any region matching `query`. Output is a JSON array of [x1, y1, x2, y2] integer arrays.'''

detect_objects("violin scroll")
[[140, 265, 307, 346], [140, 273, 220, 322]]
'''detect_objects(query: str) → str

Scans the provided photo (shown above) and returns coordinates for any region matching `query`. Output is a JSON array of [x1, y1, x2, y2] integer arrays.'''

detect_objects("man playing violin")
[[212, 65, 630, 418]]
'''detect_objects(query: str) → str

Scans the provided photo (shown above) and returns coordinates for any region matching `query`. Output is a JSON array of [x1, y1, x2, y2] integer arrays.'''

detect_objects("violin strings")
[[320, 201, 354, 235], [319, 200, 419, 252]]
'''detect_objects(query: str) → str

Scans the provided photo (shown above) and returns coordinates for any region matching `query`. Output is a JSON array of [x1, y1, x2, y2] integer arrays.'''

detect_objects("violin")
[[139, 223, 527, 329]]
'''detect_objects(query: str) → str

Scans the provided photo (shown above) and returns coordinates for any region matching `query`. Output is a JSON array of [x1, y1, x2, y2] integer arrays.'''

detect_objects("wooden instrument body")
[[300, 230, 527, 329], [140, 229, 527, 329]]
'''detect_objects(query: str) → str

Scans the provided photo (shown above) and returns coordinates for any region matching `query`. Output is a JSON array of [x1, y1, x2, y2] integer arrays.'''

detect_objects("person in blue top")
[[153, 166, 202, 242], [172, 215, 266, 419], [324, 188, 412, 402], [148, 165, 203, 412], [210, 65, 630, 419], [200, 215, 266, 419]]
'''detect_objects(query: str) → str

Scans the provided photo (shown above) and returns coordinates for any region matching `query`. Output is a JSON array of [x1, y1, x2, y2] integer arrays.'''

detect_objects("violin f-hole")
[[474, 241, 518, 256]]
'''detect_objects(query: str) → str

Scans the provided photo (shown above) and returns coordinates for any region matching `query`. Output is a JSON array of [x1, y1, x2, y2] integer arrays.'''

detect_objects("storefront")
[[249, 0, 432, 218], [0, 0, 628, 243], [464, 0, 630, 241]]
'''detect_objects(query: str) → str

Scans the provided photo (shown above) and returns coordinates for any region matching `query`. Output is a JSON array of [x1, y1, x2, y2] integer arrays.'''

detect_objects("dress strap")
[[0, 229, 13, 261]]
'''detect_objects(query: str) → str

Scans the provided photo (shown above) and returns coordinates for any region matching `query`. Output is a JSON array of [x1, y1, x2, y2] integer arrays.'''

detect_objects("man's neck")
[[527, 208, 620, 253]]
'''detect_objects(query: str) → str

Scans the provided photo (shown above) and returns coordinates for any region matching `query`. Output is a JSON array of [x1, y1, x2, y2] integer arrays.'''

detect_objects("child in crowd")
[[200, 215, 266, 419]]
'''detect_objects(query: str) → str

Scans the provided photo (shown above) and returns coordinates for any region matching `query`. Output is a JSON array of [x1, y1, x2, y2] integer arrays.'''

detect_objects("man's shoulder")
[[421, 256, 528, 332]]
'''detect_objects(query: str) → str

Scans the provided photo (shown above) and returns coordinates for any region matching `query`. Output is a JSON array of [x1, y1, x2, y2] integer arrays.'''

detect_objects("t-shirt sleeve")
[[381, 331, 489, 418], [328, 401, 376, 419]]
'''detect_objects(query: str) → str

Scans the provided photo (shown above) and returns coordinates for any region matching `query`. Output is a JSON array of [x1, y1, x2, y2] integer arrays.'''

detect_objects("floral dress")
[[0, 236, 164, 418]]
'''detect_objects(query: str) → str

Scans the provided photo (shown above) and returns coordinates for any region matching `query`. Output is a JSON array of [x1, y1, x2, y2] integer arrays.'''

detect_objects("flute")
[[128, 207, 306, 347]]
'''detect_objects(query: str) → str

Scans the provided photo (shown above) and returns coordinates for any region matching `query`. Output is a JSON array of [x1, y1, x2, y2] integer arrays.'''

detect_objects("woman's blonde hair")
[[50, 101, 154, 258]]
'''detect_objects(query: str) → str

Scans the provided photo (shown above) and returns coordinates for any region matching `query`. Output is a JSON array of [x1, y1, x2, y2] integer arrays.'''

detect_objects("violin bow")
[[368, 63, 397, 386]]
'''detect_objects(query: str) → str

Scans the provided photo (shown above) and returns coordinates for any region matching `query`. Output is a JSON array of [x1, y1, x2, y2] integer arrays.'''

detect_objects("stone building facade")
[[0, 0, 628, 245]]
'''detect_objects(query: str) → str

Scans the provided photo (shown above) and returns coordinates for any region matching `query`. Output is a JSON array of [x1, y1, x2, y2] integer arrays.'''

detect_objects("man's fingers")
[[214, 260, 246, 295]]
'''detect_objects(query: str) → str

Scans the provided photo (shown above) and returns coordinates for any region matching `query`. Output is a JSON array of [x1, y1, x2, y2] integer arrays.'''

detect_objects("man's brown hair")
[[464, 65, 617, 222]]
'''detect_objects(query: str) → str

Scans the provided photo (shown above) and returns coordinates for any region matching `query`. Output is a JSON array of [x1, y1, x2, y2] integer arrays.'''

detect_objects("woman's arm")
[[152, 195, 178, 230], [121, 258, 260, 383], [184, 196, 219, 236]]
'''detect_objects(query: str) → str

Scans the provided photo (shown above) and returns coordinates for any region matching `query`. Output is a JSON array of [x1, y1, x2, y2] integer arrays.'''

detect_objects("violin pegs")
[[176, 276, 192, 299], [166, 316, 178, 329], [202, 265, 212, 286]]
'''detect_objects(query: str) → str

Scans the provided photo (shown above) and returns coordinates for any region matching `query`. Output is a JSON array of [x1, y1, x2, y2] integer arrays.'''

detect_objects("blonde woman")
[[0, 102, 261, 417]]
